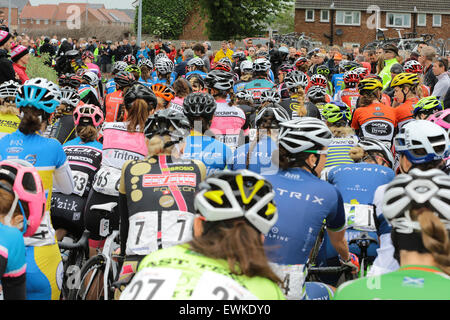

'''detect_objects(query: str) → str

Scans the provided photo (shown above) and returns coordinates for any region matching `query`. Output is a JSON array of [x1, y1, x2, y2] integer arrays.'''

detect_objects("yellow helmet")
[[390, 72, 419, 87], [358, 78, 383, 93]]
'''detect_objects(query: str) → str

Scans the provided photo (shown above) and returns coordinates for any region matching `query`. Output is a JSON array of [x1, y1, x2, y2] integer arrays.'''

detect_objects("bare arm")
[[327, 228, 350, 261]]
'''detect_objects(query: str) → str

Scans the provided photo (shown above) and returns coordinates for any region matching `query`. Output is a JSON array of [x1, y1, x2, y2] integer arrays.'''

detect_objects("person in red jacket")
[[10, 44, 30, 84]]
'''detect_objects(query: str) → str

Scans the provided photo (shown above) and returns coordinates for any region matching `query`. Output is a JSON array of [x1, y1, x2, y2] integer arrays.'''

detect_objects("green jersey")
[[120, 244, 285, 300], [334, 265, 450, 300]]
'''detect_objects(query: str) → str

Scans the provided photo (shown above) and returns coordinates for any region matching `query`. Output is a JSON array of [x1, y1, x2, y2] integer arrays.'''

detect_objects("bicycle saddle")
[[90, 202, 118, 213]]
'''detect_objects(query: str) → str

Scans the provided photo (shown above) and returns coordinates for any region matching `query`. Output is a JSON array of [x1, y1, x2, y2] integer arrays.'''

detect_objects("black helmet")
[[183, 92, 217, 121], [124, 83, 157, 111], [204, 70, 234, 91], [114, 71, 136, 89], [144, 109, 190, 145], [255, 103, 290, 128]]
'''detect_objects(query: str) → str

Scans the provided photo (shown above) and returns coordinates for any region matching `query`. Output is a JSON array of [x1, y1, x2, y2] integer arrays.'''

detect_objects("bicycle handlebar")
[[58, 230, 90, 250], [307, 264, 353, 275]]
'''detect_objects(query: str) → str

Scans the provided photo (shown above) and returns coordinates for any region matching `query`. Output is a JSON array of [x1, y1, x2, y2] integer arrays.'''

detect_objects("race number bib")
[[24, 211, 56, 247], [120, 268, 182, 300], [216, 134, 239, 150], [269, 263, 306, 300], [92, 166, 122, 196], [190, 271, 258, 300], [344, 203, 376, 231], [72, 170, 89, 197], [126, 211, 194, 256]]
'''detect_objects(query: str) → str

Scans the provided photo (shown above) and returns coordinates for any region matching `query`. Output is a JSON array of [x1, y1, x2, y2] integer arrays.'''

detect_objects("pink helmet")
[[73, 104, 104, 128], [427, 109, 450, 130], [0, 160, 46, 237]]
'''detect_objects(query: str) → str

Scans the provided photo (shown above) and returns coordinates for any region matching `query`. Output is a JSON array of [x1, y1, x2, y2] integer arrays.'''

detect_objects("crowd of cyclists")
[[0, 23, 449, 301]]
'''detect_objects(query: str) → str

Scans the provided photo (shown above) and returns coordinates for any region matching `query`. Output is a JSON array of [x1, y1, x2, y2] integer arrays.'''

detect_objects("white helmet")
[[383, 168, 450, 234], [284, 70, 309, 89], [255, 103, 290, 128], [240, 60, 253, 73], [112, 61, 128, 73], [155, 58, 174, 75], [306, 85, 327, 101], [235, 90, 253, 104], [155, 53, 168, 62], [0, 80, 21, 100], [278, 117, 332, 154], [50, 38, 58, 45], [357, 137, 394, 168], [60, 86, 80, 109], [260, 89, 281, 104], [253, 58, 271, 72], [81, 71, 99, 87], [194, 170, 278, 235], [187, 57, 204, 68], [394, 120, 450, 164], [137, 58, 153, 70]]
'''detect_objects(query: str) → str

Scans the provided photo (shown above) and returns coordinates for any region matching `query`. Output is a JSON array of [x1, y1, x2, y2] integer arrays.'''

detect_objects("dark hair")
[[18, 107, 43, 135], [172, 78, 192, 98], [192, 43, 205, 54], [76, 125, 97, 143], [126, 99, 152, 133]]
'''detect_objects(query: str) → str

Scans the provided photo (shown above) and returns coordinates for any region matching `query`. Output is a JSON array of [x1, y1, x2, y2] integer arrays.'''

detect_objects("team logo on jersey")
[[142, 173, 197, 187], [402, 277, 424, 288], [159, 195, 175, 208], [289, 102, 301, 113], [25, 154, 37, 165]]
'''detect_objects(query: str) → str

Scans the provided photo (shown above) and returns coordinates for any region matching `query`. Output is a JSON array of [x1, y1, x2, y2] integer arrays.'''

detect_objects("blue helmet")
[[15, 78, 61, 114]]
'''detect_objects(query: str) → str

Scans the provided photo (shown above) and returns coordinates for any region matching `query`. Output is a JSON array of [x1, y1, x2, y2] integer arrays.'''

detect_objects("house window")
[[320, 10, 329, 22], [336, 11, 360, 26], [433, 14, 442, 27], [22, 19, 27, 24], [36, 19, 40, 24], [417, 13, 426, 27], [386, 13, 411, 28], [305, 9, 314, 22], [44, 20, 49, 25], [56, 21, 61, 26]]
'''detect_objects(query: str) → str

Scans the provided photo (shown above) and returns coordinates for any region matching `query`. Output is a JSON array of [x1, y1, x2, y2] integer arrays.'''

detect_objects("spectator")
[[363, 49, 378, 73], [379, 43, 401, 90], [192, 43, 210, 71], [431, 57, 450, 100], [247, 46, 256, 62], [167, 43, 177, 62], [130, 39, 139, 58], [288, 47, 297, 64], [39, 37, 55, 59], [419, 46, 438, 92], [383, 63, 404, 104], [99, 41, 113, 75], [0, 31, 16, 84], [136, 41, 150, 62], [56, 38, 73, 57], [11, 44, 29, 84], [174, 48, 194, 78], [214, 40, 234, 63]]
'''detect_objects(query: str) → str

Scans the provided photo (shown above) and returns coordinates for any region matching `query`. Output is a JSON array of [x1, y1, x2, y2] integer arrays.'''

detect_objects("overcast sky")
[[29, 0, 135, 10]]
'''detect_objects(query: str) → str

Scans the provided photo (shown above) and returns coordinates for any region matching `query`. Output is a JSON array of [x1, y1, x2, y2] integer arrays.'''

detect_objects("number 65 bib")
[[92, 166, 122, 196]]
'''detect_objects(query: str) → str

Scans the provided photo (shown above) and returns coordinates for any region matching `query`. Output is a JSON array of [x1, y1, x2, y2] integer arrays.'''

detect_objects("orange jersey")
[[104, 90, 127, 123], [421, 85, 431, 97], [352, 102, 397, 142], [395, 98, 419, 129], [336, 88, 359, 110]]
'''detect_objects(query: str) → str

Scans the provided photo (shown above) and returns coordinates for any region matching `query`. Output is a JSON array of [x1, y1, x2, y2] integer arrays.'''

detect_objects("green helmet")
[[413, 96, 443, 117], [322, 102, 352, 124], [125, 64, 142, 77]]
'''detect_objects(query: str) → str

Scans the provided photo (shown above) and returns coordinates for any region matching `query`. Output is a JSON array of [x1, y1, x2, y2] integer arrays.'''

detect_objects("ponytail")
[[295, 87, 307, 117], [18, 107, 42, 135], [76, 125, 97, 143], [126, 99, 151, 133], [0, 102, 19, 116]]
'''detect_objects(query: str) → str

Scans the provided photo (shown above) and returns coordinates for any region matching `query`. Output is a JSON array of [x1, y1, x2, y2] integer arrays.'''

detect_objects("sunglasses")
[[304, 150, 328, 156]]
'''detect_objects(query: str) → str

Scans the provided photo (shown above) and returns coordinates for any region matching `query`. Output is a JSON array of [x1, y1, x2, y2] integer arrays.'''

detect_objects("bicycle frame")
[[101, 230, 120, 300]]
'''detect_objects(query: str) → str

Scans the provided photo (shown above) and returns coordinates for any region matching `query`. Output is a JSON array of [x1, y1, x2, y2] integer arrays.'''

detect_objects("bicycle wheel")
[[64, 248, 88, 299], [69, 255, 115, 300]]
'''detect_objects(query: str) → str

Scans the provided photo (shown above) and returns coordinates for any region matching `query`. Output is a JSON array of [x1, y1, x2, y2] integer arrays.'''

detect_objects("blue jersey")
[[331, 73, 345, 98], [138, 77, 153, 88], [324, 163, 395, 259], [269, 69, 275, 82], [244, 78, 275, 105], [105, 79, 116, 95], [151, 71, 177, 86], [233, 81, 249, 93], [263, 168, 346, 265], [182, 133, 233, 176], [232, 135, 278, 174]]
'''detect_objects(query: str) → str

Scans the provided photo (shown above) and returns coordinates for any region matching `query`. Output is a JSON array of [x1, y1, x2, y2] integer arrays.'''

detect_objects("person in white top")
[[431, 57, 450, 100]]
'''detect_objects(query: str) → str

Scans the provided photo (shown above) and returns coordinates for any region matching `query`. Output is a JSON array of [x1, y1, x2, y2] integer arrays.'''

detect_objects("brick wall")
[[295, 9, 450, 48], [0, 7, 19, 29]]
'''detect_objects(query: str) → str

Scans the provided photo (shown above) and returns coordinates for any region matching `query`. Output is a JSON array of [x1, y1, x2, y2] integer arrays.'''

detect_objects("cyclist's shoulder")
[[0, 223, 24, 249]]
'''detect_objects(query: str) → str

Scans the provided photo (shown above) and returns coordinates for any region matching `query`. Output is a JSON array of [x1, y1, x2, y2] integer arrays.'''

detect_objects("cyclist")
[[168, 78, 192, 114], [105, 61, 128, 95], [233, 60, 253, 93], [125, 65, 142, 85], [84, 83, 157, 257], [51, 104, 104, 242], [0, 78, 74, 300], [120, 170, 285, 300], [0, 160, 46, 300], [82, 50, 101, 79], [185, 57, 208, 79], [369, 120, 450, 277], [310, 73, 332, 101], [78, 70, 101, 107], [320, 102, 359, 179], [263, 117, 358, 300], [413, 96, 443, 120], [244, 58, 275, 107], [0, 80, 21, 139], [58, 73, 82, 91], [153, 58, 176, 86], [364, 74, 393, 106], [137, 58, 153, 87], [403, 59, 431, 97], [331, 60, 354, 98], [152, 83, 175, 111], [390, 73, 420, 129], [306, 86, 330, 116], [235, 90, 256, 129], [123, 54, 136, 66], [351, 78, 397, 147], [232, 103, 289, 174], [427, 108, 450, 130], [186, 73, 206, 93], [334, 70, 360, 110], [181, 92, 233, 176], [205, 69, 247, 150], [44, 86, 81, 145], [115, 109, 205, 297], [335, 169, 450, 299], [279, 70, 310, 119], [104, 71, 136, 123], [276, 63, 294, 100]]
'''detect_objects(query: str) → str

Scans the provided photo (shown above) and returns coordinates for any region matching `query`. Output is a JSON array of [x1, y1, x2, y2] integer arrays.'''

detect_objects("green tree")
[[270, 1, 295, 34], [135, 0, 194, 39], [198, 0, 290, 40]]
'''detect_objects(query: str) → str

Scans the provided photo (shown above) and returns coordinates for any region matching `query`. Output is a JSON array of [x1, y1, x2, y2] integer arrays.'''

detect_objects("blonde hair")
[[147, 134, 176, 158], [329, 126, 354, 138], [349, 146, 366, 162], [410, 208, 450, 275], [294, 87, 307, 117], [0, 102, 19, 116]]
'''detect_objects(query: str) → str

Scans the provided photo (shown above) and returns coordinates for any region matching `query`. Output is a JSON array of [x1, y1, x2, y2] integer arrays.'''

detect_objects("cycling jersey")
[[105, 78, 116, 95], [334, 265, 450, 300], [182, 132, 233, 176], [151, 71, 177, 86], [232, 135, 278, 174], [331, 73, 345, 97], [323, 135, 359, 169], [0, 113, 20, 140], [78, 84, 100, 106], [119, 155, 206, 256], [94, 122, 147, 197], [236, 104, 255, 128], [86, 62, 101, 79], [244, 78, 275, 106], [168, 96, 184, 114], [120, 243, 285, 300], [395, 97, 418, 129], [209, 100, 247, 150], [279, 97, 304, 119], [233, 81, 250, 93], [138, 77, 153, 88], [421, 84, 431, 97], [104, 89, 126, 123], [351, 103, 397, 144], [335, 88, 359, 110], [44, 114, 77, 145], [0, 223, 26, 300]]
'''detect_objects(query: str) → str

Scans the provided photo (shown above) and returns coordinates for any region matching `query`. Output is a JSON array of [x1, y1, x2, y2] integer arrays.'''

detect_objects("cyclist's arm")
[[327, 228, 350, 261], [53, 143, 74, 195], [119, 161, 132, 256], [326, 188, 350, 260]]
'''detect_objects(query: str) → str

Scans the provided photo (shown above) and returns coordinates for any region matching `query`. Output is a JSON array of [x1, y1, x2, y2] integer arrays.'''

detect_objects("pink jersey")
[[86, 63, 102, 79], [210, 100, 247, 150]]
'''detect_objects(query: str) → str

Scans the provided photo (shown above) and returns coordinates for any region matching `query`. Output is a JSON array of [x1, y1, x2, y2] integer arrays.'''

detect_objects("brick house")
[[19, 2, 133, 32], [295, 0, 450, 48]]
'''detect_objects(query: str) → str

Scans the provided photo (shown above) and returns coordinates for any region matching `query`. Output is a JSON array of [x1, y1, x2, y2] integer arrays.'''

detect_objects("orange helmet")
[[151, 83, 175, 102]]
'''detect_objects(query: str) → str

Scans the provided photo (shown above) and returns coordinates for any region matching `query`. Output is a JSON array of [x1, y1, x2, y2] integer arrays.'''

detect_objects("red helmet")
[[123, 54, 137, 66], [295, 57, 308, 69], [343, 70, 360, 84], [212, 62, 232, 73], [82, 50, 94, 61], [310, 74, 328, 88], [403, 59, 423, 74]]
